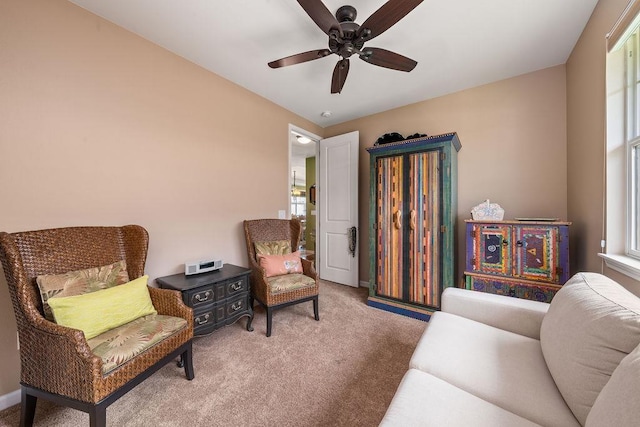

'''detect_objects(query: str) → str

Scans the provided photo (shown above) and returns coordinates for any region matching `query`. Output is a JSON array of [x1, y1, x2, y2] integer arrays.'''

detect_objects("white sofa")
[[381, 272, 640, 426]]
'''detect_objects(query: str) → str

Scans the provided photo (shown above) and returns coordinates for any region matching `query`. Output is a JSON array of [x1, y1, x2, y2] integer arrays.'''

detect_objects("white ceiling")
[[68, 0, 598, 127]]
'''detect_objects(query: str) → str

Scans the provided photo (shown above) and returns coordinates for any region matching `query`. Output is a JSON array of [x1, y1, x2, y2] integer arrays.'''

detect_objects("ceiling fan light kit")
[[268, 0, 423, 94]]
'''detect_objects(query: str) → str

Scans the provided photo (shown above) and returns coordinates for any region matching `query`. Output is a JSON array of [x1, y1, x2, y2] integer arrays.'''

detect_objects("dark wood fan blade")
[[297, 0, 343, 37], [331, 58, 350, 94], [358, 0, 423, 41], [359, 48, 417, 72], [268, 49, 332, 68]]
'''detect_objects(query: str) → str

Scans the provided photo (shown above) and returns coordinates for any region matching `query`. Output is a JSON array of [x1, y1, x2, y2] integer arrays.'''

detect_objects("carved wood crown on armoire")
[[367, 133, 461, 321]]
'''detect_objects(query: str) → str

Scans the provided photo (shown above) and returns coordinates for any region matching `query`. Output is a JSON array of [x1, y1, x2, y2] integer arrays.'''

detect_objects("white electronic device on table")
[[185, 258, 223, 275]]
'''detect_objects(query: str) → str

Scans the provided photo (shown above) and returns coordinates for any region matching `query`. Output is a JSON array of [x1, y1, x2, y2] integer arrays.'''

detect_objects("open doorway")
[[289, 125, 319, 262]]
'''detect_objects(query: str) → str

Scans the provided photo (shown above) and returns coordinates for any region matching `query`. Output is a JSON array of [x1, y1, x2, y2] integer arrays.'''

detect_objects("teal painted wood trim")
[[368, 147, 378, 298], [441, 141, 459, 290], [367, 298, 432, 321]]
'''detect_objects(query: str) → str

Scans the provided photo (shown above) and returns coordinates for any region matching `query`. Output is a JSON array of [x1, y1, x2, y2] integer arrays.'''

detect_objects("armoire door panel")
[[408, 151, 441, 306], [375, 155, 404, 299]]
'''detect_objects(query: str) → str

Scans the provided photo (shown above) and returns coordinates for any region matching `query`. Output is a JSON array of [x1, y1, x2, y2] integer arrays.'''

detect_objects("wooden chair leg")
[[313, 296, 319, 321], [247, 294, 255, 332], [89, 403, 106, 427], [182, 342, 195, 380], [266, 307, 273, 337], [246, 313, 254, 332], [20, 388, 36, 427]]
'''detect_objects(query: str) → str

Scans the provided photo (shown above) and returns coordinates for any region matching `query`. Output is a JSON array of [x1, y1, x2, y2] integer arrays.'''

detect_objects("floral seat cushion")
[[267, 273, 315, 295], [87, 314, 187, 375]]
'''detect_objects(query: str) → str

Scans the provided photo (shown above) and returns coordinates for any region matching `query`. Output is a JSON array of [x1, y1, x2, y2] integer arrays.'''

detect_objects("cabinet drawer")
[[185, 286, 215, 307], [193, 305, 215, 334], [181, 276, 248, 307], [466, 274, 560, 303], [226, 276, 248, 296], [213, 294, 248, 321]]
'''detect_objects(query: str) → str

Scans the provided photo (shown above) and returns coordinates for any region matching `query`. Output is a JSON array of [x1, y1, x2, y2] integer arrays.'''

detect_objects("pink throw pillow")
[[258, 251, 303, 277]]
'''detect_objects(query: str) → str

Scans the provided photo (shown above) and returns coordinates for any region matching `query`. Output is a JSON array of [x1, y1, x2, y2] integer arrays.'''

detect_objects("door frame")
[[287, 123, 320, 233]]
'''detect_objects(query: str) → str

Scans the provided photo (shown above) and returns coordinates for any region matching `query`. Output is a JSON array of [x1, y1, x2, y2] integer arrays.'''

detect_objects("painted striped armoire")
[[367, 133, 461, 321]]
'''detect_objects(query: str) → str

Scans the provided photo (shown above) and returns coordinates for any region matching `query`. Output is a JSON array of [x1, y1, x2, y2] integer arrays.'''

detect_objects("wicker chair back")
[[0, 225, 194, 427]]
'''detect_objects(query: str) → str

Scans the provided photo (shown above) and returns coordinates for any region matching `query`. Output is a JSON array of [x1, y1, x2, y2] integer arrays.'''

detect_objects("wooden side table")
[[464, 220, 571, 303], [157, 264, 254, 336]]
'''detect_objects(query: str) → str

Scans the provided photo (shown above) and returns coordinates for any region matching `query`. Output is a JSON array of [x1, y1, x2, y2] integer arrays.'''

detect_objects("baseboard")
[[359, 280, 368, 288], [0, 389, 20, 411]]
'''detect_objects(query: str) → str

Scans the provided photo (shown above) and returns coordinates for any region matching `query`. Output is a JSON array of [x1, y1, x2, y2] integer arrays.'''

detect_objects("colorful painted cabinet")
[[464, 220, 571, 302], [367, 133, 461, 320]]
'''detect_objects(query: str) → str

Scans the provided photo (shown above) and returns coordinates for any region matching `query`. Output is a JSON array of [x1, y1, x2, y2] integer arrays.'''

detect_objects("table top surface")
[[156, 263, 251, 291]]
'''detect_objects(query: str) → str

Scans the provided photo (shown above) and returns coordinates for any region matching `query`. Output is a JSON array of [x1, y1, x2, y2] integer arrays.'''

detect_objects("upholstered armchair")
[[0, 225, 194, 427], [243, 219, 319, 337]]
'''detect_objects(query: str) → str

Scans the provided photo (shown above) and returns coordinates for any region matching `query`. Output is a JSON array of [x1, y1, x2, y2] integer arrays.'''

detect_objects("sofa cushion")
[[87, 314, 188, 375], [254, 240, 291, 256], [586, 342, 640, 427], [36, 260, 129, 321], [442, 287, 549, 339], [380, 369, 541, 427], [410, 311, 579, 427], [267, 273, 315, 294], [258, 251, 303, 277], [540, 272, 640, 425], [48, 275, 157, 339]]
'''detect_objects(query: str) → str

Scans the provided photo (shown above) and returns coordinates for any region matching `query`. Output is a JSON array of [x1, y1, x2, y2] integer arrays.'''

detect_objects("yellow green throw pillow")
[[48, 275, 157, 340]]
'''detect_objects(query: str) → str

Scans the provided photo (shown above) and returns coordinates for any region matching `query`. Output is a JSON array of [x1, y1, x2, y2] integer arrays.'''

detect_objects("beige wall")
[[1, 0, 634, 402], [566, 0, 640, 295], [0, 0, 322, 396], [325, 65, 568, 287]]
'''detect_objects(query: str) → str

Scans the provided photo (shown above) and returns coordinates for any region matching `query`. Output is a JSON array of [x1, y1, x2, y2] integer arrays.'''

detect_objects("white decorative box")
[[471, 199, 505, 221]]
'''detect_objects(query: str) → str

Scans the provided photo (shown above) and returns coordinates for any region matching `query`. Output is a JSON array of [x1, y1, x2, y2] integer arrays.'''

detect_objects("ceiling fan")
[[268, 0, 423, 94]]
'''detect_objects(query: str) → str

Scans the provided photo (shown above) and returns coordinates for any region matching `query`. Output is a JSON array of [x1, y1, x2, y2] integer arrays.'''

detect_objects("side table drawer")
[[185, 286, 215, 308], [193, 305, 216, 335], [214, 293, 249, 321], [225, 275, 248, 297], [188, 275, 248, 306]]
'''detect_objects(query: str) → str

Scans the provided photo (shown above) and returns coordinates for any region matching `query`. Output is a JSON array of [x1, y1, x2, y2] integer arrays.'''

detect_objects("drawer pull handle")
[[195, 313, 210, 325], [230, 281, 242, 291], [231, 302, 242, 311], [194, 291, 211, 302]]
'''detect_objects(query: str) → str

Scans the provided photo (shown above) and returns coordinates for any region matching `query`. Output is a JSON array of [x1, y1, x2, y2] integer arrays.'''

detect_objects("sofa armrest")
[[441, 288, 549, 339], [148, 286, 194, 333]]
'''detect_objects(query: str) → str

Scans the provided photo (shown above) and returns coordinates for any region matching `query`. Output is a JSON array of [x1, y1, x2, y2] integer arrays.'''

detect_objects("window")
[[625, 30, 640, 258], [602, 2, 640, 278]]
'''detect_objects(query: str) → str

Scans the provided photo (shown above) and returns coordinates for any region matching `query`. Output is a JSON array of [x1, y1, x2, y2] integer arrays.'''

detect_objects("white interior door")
[[318, 131, 359, 286]]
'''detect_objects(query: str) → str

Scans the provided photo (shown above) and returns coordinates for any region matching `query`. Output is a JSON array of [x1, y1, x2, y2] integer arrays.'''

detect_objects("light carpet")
[[0, 281, 426, 426]]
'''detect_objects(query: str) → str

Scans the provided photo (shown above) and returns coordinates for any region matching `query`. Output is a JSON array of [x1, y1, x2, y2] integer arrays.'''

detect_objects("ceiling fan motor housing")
[[336, 5, 357, 22], [329, 6, 366, 58]]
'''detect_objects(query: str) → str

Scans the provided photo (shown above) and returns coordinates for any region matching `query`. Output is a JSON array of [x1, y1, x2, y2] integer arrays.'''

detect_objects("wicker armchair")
[[0, 225, 194, 427], [243, 219, 319, 337]]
